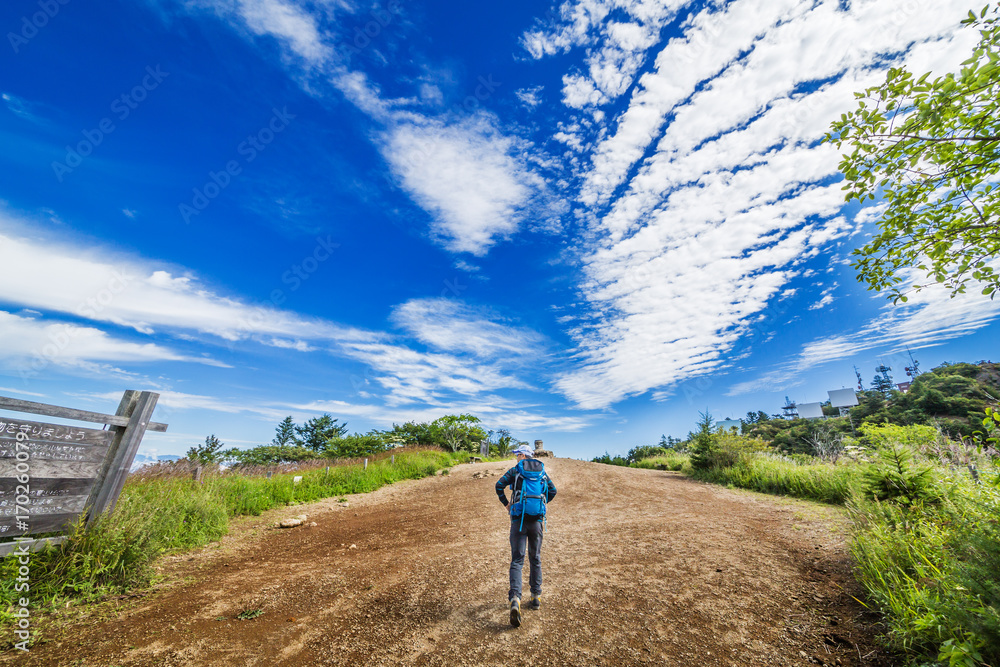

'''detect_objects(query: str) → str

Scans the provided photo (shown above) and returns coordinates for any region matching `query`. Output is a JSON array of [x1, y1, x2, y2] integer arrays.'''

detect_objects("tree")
[[187, 434, 224, 465], [386, 420, 446, 448], [488, 428, 514, 457], [431, 414, 486, 453], [295, 414, 348, 453], [324, 432, 388, 459], [272, 416, 296, 451], [658, 434, 681, 449], [591, 451, 629, 466], [626, 444, 667, 463], [689, 411, 716, 470], [826, 4, 1000, 301]]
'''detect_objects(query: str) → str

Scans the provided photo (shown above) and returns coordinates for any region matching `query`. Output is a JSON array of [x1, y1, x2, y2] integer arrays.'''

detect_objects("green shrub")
[[626, 445, 667, 463], [862, 443, 940, 505], [591, 452, 629, 466], [324, 433, 388, 459]]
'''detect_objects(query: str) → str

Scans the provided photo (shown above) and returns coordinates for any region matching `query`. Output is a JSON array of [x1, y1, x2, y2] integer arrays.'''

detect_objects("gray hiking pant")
[[508, 517, 543, 601]]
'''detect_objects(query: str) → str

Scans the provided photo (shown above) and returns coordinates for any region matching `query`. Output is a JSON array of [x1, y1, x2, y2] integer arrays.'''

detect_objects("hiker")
[[495, 443, 556, 627]]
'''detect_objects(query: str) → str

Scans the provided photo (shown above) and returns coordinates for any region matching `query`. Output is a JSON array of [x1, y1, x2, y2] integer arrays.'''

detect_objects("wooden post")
[[364, 458, 368, 470], [193, 465, 202, 484], [86, 390, 159, 519], [391, 455, 394, 464], [266, 471, 273, 480]]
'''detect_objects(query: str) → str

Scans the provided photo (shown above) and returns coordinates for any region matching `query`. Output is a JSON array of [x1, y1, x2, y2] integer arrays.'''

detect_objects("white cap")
[[512, 444, 534, 457]]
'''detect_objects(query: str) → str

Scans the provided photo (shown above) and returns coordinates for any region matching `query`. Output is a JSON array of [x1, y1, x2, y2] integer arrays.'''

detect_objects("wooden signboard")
[[0, 391, 167, 556]]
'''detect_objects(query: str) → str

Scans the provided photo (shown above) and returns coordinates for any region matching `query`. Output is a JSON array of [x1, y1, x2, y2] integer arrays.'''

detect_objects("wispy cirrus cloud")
[[390, 297, 546, 359], [0, 310, 228, 376], [530, 0, 983, 409], [0, 222, 370, 349], [0, 215, 556, 413], [727, 267, 1000, 396]]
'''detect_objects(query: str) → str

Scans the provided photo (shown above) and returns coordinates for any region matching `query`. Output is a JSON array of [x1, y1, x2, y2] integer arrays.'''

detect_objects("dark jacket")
[[495, 460, 557, 512]]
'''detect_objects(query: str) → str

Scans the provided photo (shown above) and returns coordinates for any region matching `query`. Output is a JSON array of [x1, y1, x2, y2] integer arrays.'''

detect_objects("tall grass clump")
[[691, 453, 863, 504], [0, 448, 460, 625], [849, 470, 1000, 666], [632, 452, 690, 471]]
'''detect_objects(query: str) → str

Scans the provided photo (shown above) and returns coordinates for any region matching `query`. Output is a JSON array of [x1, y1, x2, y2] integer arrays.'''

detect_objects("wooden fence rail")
[[0, 390, 166, 556]]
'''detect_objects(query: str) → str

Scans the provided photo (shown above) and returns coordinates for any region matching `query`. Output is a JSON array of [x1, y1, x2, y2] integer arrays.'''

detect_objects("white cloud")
[[0, 311, 227, 375], [214, 0, 334, 65], [0, 223, 371, 348], [808, 294, 835, 311], [550, 0, 980, 409], [728, 269, 1000, 395], [0, 216, 557, 411], [390, 298, 545, 359], [0, 386, 46, 398], [381, 117, 540, 255], [192, 0, 541, 258], [515, 86, 544, 108], [77, 389, 289, 422]]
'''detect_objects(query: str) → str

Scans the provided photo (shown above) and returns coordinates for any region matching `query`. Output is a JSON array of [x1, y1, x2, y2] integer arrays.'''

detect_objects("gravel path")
[[2, 458, 892, 666]]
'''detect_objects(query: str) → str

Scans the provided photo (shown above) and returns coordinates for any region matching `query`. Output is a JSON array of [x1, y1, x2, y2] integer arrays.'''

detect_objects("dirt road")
[[4, 459, 891, 666]]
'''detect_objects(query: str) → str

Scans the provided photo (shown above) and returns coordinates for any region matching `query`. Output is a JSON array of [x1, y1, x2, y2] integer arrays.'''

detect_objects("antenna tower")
[[904, 346, 921, 379], [854, 365, 865, 391], [781, 395, 798, 420], [872, 361, 894, 397]]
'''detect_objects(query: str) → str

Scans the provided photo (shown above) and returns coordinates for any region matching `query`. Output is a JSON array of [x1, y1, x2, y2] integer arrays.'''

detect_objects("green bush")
[[324, 433, 388, 459], [591, 451, 629, 466], [626, 445, 667, 463], [862, 442, 940, 505]]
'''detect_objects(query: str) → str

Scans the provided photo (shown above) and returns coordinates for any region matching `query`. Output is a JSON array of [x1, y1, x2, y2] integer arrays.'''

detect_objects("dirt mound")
[[2, 459, 892, 666]]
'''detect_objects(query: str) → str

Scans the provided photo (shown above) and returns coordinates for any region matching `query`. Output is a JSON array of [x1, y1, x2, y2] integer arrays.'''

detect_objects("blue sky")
[[1, 0, 998, 461]]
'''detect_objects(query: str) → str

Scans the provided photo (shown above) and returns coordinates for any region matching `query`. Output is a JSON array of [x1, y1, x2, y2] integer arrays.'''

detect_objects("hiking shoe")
[[529, 593, 541, 610], [509, 598, 521, 627]]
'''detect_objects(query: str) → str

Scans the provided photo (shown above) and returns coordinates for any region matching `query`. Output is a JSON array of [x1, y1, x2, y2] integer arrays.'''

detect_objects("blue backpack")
[[509, 458, 549, 530]]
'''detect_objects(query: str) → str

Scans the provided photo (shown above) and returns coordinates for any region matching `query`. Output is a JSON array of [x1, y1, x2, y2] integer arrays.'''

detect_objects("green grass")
[[687, 454, 863, 504], [0, 448, 461, 625], [848, 473, 1000, 666], [632, 452, 690, 471]]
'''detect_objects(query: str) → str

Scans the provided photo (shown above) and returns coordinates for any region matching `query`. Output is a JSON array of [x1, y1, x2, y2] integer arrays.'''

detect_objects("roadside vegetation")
[[595, 361, 1000, 666], [0, 409, 527, 634], [0, 448, 469, 630]]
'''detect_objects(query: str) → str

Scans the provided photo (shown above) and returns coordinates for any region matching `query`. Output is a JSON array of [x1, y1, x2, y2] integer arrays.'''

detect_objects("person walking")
[[495, 444, 556, 627]]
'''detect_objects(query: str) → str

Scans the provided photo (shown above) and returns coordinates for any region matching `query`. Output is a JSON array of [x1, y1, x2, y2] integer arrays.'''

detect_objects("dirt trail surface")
[[4, 459, 891, 666]]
